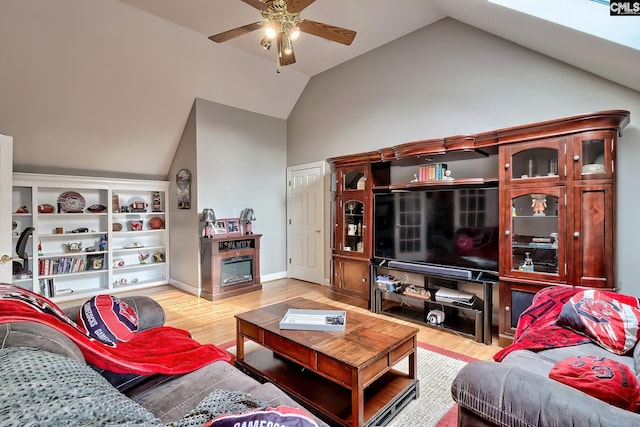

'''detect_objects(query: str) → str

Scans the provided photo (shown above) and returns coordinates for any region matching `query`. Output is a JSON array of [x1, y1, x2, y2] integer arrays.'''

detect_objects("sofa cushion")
[[0, 346, 163, 426], [549, 355, 640, 411], [557, 289, 640, 355], [205, 405, 319, 427], [78, 295, 139, 345], [0, 321, 84, 361]]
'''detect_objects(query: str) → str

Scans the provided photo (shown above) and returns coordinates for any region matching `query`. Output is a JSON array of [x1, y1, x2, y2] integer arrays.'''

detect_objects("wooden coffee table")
[[235, 297, 419, 427]]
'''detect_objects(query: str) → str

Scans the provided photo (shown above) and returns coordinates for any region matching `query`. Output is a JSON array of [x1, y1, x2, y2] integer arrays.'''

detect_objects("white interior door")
[[0, 134, 13, 283], [287, 162, 324, 284]]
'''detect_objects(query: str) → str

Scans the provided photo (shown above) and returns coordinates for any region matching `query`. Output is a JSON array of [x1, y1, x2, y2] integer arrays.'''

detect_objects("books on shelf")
[[279, 309, 346, 332], [417, 163, 448, 182], [38, 256, 91, 276]]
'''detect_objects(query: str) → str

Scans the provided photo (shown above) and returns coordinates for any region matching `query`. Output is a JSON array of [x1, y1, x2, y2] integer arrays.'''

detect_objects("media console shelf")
[[372, 263, 495, 344]]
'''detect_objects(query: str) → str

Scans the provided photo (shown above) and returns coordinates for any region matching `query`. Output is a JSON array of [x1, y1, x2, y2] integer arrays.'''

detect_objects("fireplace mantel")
[[200, 234, 262, 301]]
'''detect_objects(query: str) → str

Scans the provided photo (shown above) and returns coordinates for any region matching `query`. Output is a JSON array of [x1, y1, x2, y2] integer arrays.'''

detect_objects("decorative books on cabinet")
[[11, 173, 169, 302]]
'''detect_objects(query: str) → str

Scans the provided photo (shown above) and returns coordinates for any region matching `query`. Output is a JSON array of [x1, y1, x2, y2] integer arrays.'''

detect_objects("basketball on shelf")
[[148, 217, 164, 230]]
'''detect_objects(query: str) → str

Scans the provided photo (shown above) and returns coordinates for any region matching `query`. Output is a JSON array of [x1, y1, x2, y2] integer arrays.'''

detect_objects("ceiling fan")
[[208, 0, 356, 67]]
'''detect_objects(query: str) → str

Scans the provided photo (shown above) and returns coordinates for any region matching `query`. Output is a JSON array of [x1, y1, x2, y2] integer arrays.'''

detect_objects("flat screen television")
[[373, 186, 500, 276]]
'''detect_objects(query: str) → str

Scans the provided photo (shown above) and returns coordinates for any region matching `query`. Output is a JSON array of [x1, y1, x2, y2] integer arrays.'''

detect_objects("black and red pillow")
[[557, 290, 640, 355], [205, 406, 319, 427], [549, 355, 640, 411], [78, 295, 139, 346]]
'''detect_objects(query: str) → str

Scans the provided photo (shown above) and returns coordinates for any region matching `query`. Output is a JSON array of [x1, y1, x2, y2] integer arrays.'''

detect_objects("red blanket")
[[494, 286, 590, 362], [0, 285, 231, 375]]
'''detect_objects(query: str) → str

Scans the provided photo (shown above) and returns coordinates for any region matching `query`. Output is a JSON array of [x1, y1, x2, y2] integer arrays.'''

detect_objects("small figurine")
[[138, 252, 150, 264], [442, 170, 454, 180], [410, 173, 419, 183], [531, 194, 547, 216]]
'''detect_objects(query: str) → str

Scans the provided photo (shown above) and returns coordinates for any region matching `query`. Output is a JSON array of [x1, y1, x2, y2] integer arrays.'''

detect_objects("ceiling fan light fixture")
[[264, 25, 277, 40], [283, 34, 293, 55], [289, 25, 301, 42], [259, 38, 272, 50]]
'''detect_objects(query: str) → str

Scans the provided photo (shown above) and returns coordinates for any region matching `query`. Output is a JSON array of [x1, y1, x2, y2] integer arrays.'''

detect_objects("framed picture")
[[213, 220, 227, 234], [176, 168, 191, 209], [226, 218, 241, 235]]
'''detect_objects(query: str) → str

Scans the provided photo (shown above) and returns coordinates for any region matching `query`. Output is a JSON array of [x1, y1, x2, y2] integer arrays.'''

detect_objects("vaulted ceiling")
[[119, 0, 640, 92], [2, 0, 638, 179]]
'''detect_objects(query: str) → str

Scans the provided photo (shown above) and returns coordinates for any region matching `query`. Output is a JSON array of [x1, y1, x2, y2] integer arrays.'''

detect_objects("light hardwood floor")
[[78, 279, 502, 361]]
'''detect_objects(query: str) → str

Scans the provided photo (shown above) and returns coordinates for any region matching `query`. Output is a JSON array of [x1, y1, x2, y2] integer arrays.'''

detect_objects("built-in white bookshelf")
[[11, 173, 169, 302]]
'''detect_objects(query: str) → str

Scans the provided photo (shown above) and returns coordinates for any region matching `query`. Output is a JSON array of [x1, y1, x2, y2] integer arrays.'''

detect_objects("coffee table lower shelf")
[[236, 347, 418, 427]]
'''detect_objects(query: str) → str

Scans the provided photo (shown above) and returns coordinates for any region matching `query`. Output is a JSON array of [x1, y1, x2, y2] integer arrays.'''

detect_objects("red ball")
[[148, 217, 164, 229]]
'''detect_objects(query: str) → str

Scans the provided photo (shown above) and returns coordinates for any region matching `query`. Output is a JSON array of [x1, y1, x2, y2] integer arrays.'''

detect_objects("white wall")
[[287, 18, 640, 295]]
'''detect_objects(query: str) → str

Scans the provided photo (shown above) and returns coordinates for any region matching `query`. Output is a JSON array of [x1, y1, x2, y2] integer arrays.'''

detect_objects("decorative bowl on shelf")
[[58, 191, 85, 213], [112, 223, 123, 232], [38, 204, 55, 214], [128, 220, 143, 231], [62, 242, 83, 252], [129, 201, 148, 212], [87, 204, 106, 213], [124, 242, 144, 249]]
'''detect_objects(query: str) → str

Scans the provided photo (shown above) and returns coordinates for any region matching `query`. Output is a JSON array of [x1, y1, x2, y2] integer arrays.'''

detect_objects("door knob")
[[0, 255, 12, 263], [315, 230, 320, 234]]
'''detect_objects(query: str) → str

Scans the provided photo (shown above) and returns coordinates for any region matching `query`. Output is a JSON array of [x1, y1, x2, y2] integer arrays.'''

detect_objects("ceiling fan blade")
[[298, 19, 356, 46], [241, 0, 270, 12], [277, 34, 296, 66], [209, 22, 263, 43], [286, 0, 316, 13]]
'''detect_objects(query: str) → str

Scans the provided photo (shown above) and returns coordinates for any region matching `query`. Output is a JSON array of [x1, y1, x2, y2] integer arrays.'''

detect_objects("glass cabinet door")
[[571, 131, 614, 180], [341, 168, 367, 191], [507, 187, 565, 281], [502, 138, 565, 184], [342, 199, 365, 254]]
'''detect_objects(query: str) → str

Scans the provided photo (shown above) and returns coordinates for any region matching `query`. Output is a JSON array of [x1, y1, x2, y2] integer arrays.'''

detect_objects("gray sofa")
[[0, 295, 326, 426], [452, 336, 640, 425]]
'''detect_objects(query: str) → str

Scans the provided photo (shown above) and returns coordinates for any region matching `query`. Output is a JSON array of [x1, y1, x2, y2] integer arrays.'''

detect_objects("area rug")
[[220, 340, 475, 427]]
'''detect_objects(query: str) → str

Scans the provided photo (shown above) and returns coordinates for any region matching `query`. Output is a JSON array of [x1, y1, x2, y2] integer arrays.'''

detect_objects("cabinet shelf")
[[512, 243, 557, 250], [378, 291, 481, 340], [39, 250, 107, 259], [372, 264, 493, 344], [39, 269, 107, 279], [113, 262, 165, 272]]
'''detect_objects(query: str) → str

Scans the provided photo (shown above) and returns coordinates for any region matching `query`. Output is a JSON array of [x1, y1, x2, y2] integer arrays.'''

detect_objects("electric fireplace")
[[220, 254, 253, 287], [200, 235, 262, 300]]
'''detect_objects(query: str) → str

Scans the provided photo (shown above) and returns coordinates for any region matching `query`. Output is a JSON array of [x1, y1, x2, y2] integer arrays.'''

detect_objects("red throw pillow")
[[204, 406, 319, 427], [78, 295, 139, 346], [549, 355, 640, 411], [557, 290, 640, 355]]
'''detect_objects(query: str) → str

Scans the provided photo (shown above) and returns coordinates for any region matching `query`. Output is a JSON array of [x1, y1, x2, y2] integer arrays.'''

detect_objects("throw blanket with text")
[[493, 286, 590, 362], [0, 284, 231, 375]]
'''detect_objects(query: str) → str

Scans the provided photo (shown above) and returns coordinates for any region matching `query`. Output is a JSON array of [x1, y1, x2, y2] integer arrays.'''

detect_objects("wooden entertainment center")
[[328, 110, 630, 346]]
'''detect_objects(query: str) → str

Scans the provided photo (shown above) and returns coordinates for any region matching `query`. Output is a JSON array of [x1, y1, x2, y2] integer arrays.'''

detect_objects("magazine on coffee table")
[[279, 309, 346, 331]]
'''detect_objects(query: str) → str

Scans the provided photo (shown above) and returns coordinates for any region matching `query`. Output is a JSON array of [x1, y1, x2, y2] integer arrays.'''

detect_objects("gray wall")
[[168, 99, 288, 294], [287, 18, 640, 295], [194, 99, 288, 281], [168, 103, 199, 293]]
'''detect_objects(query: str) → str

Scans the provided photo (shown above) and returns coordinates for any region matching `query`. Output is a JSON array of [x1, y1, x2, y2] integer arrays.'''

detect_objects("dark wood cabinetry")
[[328, 110, 630, 345], [498, 125, 623, 346], [328, 154, 386, 308]]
